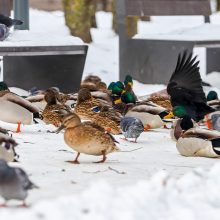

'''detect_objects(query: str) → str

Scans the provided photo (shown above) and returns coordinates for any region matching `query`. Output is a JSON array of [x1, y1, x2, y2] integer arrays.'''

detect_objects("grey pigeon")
[[120, 117, 144, 142], [0, 133, 18, 162], [0, 160, 38, 206], [0, 24, 9, 41]]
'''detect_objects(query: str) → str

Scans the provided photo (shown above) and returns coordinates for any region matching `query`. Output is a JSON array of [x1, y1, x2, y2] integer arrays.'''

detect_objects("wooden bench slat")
[[125, 0, 211, 16]]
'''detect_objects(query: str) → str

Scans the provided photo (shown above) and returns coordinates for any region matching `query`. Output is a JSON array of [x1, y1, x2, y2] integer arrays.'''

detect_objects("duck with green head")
[[173, 114, 220, 158], [167, 51, 215, 122]]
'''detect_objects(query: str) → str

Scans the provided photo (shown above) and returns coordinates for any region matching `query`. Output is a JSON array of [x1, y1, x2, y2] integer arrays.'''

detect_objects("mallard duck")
[[56, 113, 120, 164], [167, 51, 215, 122], [0, 82, 40, 132], [176, 127, 220, 158], [74, 88, 121, 134], [170, 115, 196, 141], [121, 101, 173, 130], [0, 133, 18, 162], [41, 89, 73, 127]]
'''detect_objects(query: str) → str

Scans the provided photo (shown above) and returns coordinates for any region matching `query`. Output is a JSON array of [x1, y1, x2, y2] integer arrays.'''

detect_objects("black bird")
[[167, 51, 215, 122], [0, 14, 23, 28]]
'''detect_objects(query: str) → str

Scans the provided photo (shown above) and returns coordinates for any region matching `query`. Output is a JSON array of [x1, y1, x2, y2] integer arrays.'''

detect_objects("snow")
[[136, 23, 220, 41], [0, 10, 83, 47], [1, 8, 220, 219]]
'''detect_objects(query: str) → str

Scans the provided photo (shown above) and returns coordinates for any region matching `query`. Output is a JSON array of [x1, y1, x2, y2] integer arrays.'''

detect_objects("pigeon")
[[0, 132, 18, 162], [0, 160, 38, 206], [0, 24, 9, 41], [167, 50, 215, 122], [120, 117, 144, 142], [0, 14, 23, 28]]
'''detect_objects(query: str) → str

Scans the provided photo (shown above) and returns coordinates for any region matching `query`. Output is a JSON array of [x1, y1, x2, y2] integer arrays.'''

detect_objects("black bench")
[[116, 0, 219, 84], [0, 44, 88, 93], [0, 1, 88, 93]]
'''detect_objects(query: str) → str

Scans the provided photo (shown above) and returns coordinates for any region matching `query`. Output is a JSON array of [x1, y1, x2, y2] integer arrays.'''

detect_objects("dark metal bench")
[[0, 0, 88, 93], [116, 0, 219, 84], [0, 45, 88, 93]]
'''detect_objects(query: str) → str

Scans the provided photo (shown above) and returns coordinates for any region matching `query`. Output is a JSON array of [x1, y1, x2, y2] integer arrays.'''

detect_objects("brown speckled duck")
[[57, 113, 120, 164], [42, 89, 73, 127], [74, 88, 122, 134]]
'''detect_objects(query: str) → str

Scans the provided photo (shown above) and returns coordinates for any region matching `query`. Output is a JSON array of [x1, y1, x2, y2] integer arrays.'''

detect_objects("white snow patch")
[[1, 164, 220, 219]]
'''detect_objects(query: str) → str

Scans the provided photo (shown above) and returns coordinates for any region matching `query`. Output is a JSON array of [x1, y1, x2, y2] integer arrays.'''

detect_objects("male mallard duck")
[[41, 89, 73, 127], [174, 116, 220, 158], [121, 101, 173, 130], [56, 113, 120, 164], [170, 115, 196, 141], [167, 51, 215, 122], [74, 88, 121, 134], [0, 82, 40, 132], [0, 132, 18, 162]]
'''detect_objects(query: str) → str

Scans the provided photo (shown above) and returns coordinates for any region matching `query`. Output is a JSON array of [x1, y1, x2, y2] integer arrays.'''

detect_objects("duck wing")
[[1, 92, 39, 113], [167, 50, 206, 105]]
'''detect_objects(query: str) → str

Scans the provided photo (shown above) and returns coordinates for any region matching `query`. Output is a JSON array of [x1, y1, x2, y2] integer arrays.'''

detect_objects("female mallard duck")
[[41, 89, 73, 127], [74, 88, 122, 134], [56, 113, 120, 164], [124, 101, 174, 130], [26, 87, 74, 111], [0, 82, 40, 132], [0, 132, 18, 162], [174, 116, 220, 158]]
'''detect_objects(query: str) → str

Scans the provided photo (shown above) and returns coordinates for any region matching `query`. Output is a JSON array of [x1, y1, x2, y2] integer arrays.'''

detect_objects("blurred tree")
[[217, 0, 220, 11], [62, 0, 144, 41], [63, 0, 96, 43]]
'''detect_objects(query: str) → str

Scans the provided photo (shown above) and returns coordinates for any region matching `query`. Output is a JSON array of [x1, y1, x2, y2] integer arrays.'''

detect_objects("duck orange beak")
[[164, 111, 175, 119]]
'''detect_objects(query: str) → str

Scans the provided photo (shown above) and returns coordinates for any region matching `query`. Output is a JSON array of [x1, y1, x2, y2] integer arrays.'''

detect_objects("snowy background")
[[0, 8, 220, 219]]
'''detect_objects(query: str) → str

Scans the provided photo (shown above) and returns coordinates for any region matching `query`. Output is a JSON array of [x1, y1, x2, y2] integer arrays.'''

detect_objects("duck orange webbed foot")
[[15, 122, 21, 133]]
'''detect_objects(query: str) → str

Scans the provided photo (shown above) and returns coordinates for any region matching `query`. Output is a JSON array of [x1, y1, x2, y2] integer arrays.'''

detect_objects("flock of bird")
[[0, 50, 220, 207]]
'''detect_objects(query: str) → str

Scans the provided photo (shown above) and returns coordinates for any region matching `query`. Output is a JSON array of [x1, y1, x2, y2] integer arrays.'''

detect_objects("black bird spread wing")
[[167, 50, 206, 104], [167, 51, 215, 121]]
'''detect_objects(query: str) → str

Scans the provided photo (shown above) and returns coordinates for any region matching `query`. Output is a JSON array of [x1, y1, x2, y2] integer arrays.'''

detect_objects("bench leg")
[[207, 48, 220, 74]]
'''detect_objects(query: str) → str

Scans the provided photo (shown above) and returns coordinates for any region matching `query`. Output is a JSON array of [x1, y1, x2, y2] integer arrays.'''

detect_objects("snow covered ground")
[[1, 8, 220, 219]]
